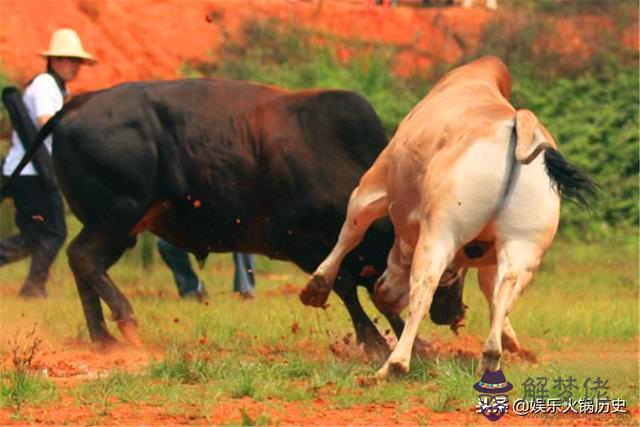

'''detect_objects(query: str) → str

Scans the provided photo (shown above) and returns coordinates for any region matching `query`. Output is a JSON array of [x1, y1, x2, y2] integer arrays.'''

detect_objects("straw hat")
[[40, 28, 96, 63]]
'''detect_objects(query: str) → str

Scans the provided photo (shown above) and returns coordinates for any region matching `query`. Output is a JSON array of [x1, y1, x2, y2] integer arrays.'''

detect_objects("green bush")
[[468, 7, 638, 238], [512, 68, 638, 238], [504, 0, 637, 18], [0, 69, 14, 143], [470, 7, 637, 82]]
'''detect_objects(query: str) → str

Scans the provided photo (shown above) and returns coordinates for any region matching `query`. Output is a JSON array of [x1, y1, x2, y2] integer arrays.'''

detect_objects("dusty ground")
[[0, 339, 637, 426]]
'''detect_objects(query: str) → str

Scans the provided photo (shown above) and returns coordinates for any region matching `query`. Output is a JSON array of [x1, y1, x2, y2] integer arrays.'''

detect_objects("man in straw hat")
[[1, 28, 95, 298]]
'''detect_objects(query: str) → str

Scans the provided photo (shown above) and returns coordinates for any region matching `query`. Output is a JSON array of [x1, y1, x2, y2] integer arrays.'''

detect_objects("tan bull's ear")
[[515, 109, 552, 164]]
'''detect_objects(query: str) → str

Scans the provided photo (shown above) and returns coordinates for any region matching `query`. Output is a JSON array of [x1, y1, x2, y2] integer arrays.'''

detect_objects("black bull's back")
[[49, 78, 463, 350]]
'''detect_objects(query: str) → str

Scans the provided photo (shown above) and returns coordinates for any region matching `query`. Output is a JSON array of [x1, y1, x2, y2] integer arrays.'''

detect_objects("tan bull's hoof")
[[480, 349, 501, 373], [374, 364, 390, 381], [299, 274, 331, 308], [375, 359, 409, 381], [117, 319, 143, 348]]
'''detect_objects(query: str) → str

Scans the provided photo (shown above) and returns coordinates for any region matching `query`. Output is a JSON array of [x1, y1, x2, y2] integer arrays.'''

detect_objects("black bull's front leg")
[[332, 274, 390, 359], [331, 270, 467, 359]]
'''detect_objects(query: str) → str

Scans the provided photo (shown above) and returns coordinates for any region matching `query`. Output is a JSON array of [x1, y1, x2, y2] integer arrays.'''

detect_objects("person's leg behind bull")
[[23, 183, 67, 297], [156, 238, 207, 300], [232, 252, 256, 299], [0, 175, 67, 298]]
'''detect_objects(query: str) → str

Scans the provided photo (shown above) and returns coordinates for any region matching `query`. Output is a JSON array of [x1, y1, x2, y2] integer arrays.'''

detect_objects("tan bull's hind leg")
[[373, 239, 411, 315], [300, 167, 389, 308], [481, 241, 541, 372], [375, 228, 456, 379], [478, 266, 521, 353]]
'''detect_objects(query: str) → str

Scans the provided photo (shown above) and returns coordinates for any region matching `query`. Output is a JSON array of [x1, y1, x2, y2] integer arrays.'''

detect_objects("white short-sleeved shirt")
[[3, 73, 65, 176]]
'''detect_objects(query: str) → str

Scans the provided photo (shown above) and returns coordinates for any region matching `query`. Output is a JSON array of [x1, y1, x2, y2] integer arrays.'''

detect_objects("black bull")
[[1, 79, 465, 354]]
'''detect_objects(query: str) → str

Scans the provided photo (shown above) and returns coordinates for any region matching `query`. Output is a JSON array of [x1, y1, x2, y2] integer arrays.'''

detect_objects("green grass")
[[0, 216, 637, 423], [0, 371, 56, 411]]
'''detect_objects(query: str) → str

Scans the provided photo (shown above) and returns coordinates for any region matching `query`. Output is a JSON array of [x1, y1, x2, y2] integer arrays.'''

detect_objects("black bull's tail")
[[543, 148, 598, 208], [0, 109, 66, 199]]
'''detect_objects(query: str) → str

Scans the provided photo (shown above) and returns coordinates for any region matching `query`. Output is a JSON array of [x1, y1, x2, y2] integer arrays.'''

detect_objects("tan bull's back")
[[390, 57, 514, 162], [386, 57, 516, 224]]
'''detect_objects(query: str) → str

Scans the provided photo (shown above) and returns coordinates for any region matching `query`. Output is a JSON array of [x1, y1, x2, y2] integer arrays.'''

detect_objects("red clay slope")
[[0, 0, 492, 93], [0, 0, 637, 94]]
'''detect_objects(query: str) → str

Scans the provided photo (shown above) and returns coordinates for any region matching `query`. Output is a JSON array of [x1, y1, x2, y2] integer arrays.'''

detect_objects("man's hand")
[[37, 115, 52, 127]]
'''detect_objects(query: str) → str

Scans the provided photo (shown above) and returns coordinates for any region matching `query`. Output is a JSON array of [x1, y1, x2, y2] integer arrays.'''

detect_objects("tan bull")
[[300, 56, 595, 379]]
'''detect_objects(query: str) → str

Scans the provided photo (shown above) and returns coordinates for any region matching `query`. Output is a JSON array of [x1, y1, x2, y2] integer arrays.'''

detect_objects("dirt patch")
[[1, 397, 637, 425], [1, 338, 156, 385], [0, 331, 636, 425], [265, 283, 302, 297]]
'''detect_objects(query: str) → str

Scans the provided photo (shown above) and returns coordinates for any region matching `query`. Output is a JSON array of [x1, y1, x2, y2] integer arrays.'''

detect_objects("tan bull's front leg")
[[376, 229, 455, 379], [372, 240, 411, 315], [300, 181, 388, 308]]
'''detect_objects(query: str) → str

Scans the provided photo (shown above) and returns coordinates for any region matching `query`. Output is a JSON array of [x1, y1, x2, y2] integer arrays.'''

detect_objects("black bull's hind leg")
[[67, 227, 140, 347], [333, 274, 390, 359]]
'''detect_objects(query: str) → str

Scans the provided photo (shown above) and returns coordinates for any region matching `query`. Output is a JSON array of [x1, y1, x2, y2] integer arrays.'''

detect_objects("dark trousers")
[[157, 238, 256, 296], [156, 238, 200, 297], [0, 176, 67, 296]]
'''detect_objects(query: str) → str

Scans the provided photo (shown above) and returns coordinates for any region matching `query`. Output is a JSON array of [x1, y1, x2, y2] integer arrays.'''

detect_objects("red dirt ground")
[[1, 397, 637, 426], [0, 334, 637, 425]]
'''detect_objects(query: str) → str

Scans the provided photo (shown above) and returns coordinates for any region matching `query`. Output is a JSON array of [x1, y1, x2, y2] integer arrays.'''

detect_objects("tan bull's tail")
[[511, 109, 597, 208], [514, 109, 554, 164]]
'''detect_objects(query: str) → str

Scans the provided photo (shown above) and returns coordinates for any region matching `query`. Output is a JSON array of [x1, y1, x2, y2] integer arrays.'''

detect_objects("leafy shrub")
[[507, 0, 637, 18], [512, 67, 639, 237], [0, 70, 14, 142], [468, 7, 638, 238], [471, 7, 637, 82]]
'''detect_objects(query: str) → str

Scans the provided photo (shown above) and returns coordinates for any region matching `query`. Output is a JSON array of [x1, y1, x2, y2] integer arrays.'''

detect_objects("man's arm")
[[37, 115, 52, 127]]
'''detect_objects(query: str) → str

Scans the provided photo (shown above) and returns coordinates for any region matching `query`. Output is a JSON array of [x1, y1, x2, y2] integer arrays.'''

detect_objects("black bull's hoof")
[[299, 274, 332, 308], [360, 329, 391, 361], [429, 278, 467, 332]]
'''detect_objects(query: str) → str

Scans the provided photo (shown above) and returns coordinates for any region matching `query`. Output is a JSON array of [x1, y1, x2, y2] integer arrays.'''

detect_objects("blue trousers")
[[232, 252, 256, 294], [156, 239, 255, 295]]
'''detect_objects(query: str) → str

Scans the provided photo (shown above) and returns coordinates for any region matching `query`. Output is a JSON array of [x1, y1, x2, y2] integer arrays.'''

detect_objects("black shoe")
[[182, 281, 209, 302]]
